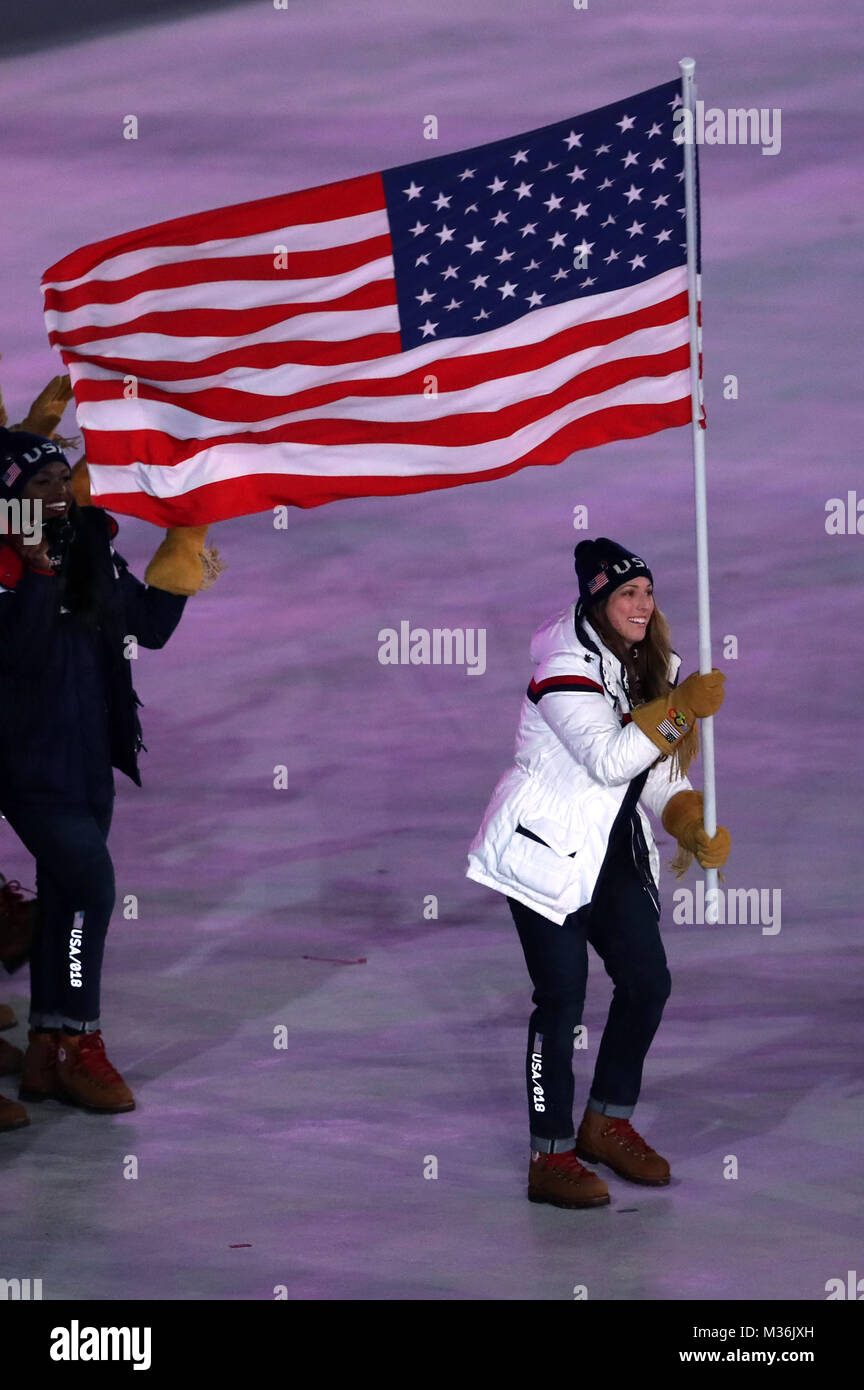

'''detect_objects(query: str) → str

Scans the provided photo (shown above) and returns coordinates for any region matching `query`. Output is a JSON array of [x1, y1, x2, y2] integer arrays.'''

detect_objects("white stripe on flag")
[[69, 304, 401, 360], [87, 369, 691, 495], [65, 266, 688, 382], [45, 256, 395, 335], [42, 207, 391, 291], [76, 317, 690, 437]]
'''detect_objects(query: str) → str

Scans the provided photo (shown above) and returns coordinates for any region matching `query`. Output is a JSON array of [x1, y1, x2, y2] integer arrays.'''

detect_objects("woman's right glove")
[[662, 789, 731, 868], [630, 669, 725, 755]]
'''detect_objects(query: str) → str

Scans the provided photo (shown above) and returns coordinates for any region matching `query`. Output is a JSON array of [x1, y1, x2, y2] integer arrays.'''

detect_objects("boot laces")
[[606, 1118, 654, 1156], [76, 1032, 124, 1087], [546, 1150, 589, 1178]]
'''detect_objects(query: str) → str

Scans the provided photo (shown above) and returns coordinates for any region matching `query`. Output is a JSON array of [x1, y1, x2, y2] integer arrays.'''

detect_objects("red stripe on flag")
[[77, 345, 689, 469], [43, 235, 393, 313], [90, 397, 692, 526], [61, 288, 688, 391], [42, 172, 387, 284], [49, 278, 397, 349], [59, 333, 402, 380]]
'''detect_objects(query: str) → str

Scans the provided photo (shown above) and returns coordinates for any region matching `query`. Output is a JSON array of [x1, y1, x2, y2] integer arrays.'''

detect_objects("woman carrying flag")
[[466, 538, 729, 1207], [0, 424, 218, 1127]]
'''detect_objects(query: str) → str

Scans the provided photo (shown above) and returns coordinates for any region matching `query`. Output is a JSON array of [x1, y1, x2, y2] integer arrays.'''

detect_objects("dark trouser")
[[0, 797, 115, 1032], [508, 799, 670, 1152]]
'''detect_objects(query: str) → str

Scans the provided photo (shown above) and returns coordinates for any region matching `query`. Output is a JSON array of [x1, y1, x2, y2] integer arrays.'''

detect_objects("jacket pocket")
[[496, 830, 576, 901]]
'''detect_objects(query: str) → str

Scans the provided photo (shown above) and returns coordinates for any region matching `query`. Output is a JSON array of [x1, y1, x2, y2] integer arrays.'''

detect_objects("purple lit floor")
[[0, 0, 861, 1300]]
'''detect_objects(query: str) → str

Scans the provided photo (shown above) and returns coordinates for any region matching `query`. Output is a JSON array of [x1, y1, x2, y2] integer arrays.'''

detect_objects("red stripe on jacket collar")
[[528, 674, 605, 703]]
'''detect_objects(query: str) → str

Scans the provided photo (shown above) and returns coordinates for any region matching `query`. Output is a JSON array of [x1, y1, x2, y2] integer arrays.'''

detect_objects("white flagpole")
[[678, 56, 720, 924]]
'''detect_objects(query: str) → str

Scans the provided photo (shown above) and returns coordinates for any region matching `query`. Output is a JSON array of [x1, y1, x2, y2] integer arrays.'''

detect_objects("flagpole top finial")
[[679, 57, 696, 75]]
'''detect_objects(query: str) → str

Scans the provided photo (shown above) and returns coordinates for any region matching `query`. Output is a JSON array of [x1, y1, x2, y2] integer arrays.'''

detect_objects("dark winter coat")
[[0, 504, 186, 805]]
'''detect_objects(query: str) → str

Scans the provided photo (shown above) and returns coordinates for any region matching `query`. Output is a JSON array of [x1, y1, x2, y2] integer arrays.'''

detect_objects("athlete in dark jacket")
[[0, 427, 186, 1122]]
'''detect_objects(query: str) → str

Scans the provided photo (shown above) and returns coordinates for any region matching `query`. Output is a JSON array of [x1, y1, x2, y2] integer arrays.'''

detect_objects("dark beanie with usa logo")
[[574, 537, 653, 609], [0, 428, 71, 500]]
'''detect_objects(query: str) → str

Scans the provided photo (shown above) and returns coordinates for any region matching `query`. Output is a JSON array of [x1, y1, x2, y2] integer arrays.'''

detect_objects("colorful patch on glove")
[[656, 707, 689, 744]]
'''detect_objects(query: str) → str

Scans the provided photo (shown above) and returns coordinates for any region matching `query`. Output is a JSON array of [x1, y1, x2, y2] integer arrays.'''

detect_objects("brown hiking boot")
[[0, 1090, 29, 1132], [0, 877, 38, 974], [0, 1002, 17, 1030], [528, 1148, 610, 1208], [56, 1031, 135, 1113], [0, 1036, 24, 1076], [19, 1030, 59, 1102], [575, 1109, 670, 1186]]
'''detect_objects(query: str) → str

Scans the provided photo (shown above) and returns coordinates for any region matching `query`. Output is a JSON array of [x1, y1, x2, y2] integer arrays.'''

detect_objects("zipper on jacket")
[[630, 813, 660, 915]]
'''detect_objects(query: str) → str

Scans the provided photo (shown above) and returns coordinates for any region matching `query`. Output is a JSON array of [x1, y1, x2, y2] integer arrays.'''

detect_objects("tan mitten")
[[20, 374, 74, 439], [145, 526, 216, 596], [662, 789, 731, 869], [631, 669, 725, 756]]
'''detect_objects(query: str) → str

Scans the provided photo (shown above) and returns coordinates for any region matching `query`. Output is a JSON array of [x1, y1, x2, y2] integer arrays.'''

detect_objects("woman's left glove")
[[662, 789, 730, 869], [145, 526, 225, 596]]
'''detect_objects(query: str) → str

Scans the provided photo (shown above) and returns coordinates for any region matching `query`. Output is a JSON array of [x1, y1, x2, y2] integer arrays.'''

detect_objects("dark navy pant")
[[0, 796, 115, 1032], [508, 795, 671, 1151]]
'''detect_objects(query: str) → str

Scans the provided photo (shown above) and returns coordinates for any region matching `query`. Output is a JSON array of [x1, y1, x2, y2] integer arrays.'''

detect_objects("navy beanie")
[[574, 537, 653, 608], [0, 428, 71, 500]]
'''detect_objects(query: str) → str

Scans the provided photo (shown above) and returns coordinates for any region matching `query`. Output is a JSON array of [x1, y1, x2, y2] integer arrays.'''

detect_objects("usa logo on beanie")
[[574, 537, 653, 608]]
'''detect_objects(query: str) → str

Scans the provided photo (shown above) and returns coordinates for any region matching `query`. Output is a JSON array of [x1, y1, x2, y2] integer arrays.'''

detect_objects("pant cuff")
[[587, 1096, 635, 1119], [59, 1017, 102, 1035], [530, 1135, 576, 1154], [29, 1011, 64, 1030]]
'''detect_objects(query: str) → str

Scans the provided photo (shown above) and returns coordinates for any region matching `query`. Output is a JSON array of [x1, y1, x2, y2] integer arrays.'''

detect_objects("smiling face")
[[21, 458, 74, 521], [603, 576, 655, 643]]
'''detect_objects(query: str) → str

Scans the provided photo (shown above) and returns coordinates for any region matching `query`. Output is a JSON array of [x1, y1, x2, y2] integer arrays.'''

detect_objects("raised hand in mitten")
[[631, 669, 725, 756], [19, 374, 74, 438], [145, 527, 224, 596]]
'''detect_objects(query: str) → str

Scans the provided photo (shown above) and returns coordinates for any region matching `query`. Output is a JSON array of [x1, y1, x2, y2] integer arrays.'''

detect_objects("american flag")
[[42, 77, 701, 528], [587, 569, 610, 594]]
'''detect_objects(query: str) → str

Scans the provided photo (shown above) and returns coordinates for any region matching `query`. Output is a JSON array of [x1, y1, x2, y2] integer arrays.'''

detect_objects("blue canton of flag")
[[382, 78, 696, 351]]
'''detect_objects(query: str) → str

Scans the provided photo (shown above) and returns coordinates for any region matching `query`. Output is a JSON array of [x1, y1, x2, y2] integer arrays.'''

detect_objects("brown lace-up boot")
[[528, 1148, 610, 1208], [0, 1036, 24, 1075], [0, 1091, 29, 1131], [19, 1030, 59, 1102], [56, 1031, 135, 1113], [575, 1109, 670, 1186]]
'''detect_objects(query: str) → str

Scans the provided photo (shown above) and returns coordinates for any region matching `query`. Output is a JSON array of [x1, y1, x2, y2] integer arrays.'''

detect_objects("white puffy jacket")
[[466, 601, 694, 924]]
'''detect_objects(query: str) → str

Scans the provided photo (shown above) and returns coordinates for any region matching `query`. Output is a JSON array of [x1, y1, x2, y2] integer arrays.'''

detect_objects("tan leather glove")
[[19, 374, 74, 438], [662, 789, 731, 868], [71, 458, 223, 596], [145, 527, 211, 596], [631, 669, 725, 755], [144, 527, 225, 595]]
